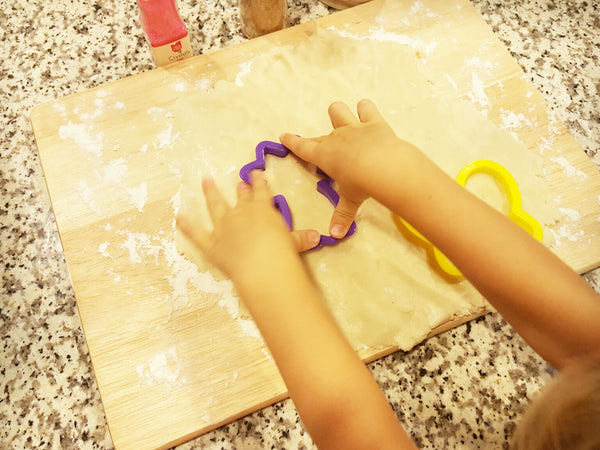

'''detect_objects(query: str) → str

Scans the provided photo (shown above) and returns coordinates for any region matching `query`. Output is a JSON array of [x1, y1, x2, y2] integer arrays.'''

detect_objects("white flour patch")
[[550, 224, 585, 247], [261, 347, 273, 361], [98, 242, 111, 258], [194, 77, 214, 92], [173, 80, 187, 92], [559, 207, 581, 221], [239, 318, 262, 340], [467, 73, 491, 112], [499, 109, 534, 131], [118, 231, 162, 264], [537, 136, 555, 155], [444, 74, 458, 90], [331, 26, 438, 57], [53, 102, 67, 116], [550, 157, 588, 181], [99, 157, 128, 184], [58, 122, 104, 157], [136, 345, 185, 391], [77, 179, 102, 215], [107, 268, 121, 283], [147, 106, 169, 120], [408, 0, 440, 19], [235, 61, 254, 87], [465, 56, 497, 76], [170, 189, 182, 216], [91, 158, 149, 212], [126, 182, 148, 212], [154, 123, 179, 149]]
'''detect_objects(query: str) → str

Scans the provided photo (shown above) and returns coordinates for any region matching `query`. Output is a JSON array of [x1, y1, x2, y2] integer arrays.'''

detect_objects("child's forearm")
[[235, 251, 416, 450], [367, 151, 600, 368]]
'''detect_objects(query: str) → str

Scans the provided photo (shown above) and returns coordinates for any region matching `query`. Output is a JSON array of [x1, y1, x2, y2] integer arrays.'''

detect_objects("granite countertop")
[[1, 0, 599, 448]]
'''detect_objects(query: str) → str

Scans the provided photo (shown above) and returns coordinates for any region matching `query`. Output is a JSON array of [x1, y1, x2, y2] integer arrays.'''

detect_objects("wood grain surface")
[[31, 0, 600, 448]]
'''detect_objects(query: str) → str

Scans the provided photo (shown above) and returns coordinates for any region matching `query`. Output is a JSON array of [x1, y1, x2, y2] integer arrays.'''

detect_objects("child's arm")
[[281, 99, 600, 370], [177, 175, 416, 450]]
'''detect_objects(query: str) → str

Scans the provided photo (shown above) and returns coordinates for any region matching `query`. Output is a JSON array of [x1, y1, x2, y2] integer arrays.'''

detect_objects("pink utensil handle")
[[137, 0, 189, 47]]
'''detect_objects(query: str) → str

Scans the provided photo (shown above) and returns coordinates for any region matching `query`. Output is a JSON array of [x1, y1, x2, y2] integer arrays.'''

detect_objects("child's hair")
[[511, 357, 600, 449]]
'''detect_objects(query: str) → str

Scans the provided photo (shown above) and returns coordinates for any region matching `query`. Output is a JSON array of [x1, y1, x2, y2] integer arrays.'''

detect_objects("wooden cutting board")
[[31, 0, 600, 448]]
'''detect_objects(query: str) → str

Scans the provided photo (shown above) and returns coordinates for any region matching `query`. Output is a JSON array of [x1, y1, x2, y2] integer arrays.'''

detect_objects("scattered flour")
[[111, 221, 264, 341], [126, 182, 148, 212], [408, 0, 441, 19], [81, 158, 150, 213], [331, 26, 438, 57], [98, 242, 111, 258], [147, 106, 169, 120], [537, 136, 555, 155], [173, 80, 187, 92], [53, 102, 67, 116], [136, 345, 185, 391], [550, 156, 588, 181], [194, 77, 214, 92], [118, 231, 162, 265], [153, 123, 179, 149], [235, 61, 254, 87], [108, 268, 122, 283], [465, 56, 497, 75], [467, 73, 491, 112], [550, 224, 585, 247], [444, 74, 458, 90], [58, 122, 104, 157], [77, 179, 102, 215], [98, 157, 128, 184], [559, 207, 581, 221], [170, 189, 182, 216], [499, 109, 534, 131]]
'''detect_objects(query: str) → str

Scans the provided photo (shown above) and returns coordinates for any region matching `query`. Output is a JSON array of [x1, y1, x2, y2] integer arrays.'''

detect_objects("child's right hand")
[[280, 99, 426, 238]]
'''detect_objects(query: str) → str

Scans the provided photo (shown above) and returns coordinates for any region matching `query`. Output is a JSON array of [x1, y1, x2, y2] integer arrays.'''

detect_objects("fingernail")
[[331, 224, 346, 238], [308, 230, 321, 247]]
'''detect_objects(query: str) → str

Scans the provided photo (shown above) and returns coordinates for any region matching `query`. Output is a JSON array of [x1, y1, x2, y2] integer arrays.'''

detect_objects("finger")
[[290, 229, 322, 253], [357, 98, 383, 123], [176, 214, 211, 252], [328, 101, 359, 128], [237, 180, 253, 202], [329, 196, 362, 238], [280, 133, 322, 165], [202, 177, 228, 223], [248, 170, 271, 202]]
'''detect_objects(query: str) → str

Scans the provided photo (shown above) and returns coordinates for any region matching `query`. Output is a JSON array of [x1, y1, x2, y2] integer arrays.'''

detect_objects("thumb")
[[290, 229, 322, 252], [330, 196, 361, 238]]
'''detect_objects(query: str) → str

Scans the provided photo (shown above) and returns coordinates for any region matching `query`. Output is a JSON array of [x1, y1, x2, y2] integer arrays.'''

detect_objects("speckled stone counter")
[[1, 0, 598, 449]]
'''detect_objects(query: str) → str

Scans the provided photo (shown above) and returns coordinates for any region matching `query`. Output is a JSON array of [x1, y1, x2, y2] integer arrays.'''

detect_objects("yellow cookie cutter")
[[393, 160, 544, 279]]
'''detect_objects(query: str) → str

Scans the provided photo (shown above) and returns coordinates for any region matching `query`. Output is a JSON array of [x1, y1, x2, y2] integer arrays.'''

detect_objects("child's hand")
[[280, 99, 423, 238], [176, 172, 320, 282]]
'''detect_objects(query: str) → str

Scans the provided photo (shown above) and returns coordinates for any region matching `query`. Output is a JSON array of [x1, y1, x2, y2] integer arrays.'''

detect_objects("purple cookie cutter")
[[239, 140, 357, 251]]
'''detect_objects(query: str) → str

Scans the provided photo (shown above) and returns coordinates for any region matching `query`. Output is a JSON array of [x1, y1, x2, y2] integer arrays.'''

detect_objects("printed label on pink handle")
[[151, 35, 192, 66]]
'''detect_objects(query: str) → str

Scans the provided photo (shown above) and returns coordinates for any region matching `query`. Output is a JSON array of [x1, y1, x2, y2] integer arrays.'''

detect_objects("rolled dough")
[[173, 29, 557, 350]]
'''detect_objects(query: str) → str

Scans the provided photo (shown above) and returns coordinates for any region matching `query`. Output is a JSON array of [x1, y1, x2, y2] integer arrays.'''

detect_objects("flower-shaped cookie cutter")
[[239, 140, 357, 251], [393, 160, 544, 279]]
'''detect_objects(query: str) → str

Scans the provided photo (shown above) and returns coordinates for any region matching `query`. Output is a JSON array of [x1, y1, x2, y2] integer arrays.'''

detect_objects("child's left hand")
[[176, 171, 320, 283]]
